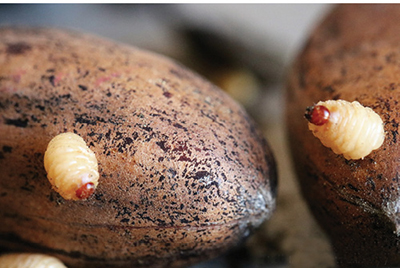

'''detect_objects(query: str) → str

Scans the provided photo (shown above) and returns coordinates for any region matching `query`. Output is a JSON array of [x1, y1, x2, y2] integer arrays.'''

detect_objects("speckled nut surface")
[[0, 27, 277, 268], [286, 4, 400, 267]]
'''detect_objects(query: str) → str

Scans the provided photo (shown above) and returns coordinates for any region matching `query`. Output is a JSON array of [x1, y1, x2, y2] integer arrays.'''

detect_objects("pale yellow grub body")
[[308, 100, 385, 160], [44, 132, 99, 200], [0, 253, 66, 268]]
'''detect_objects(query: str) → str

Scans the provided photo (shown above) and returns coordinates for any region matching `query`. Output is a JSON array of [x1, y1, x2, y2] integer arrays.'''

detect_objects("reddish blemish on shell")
[[305, 105, 330, 126], [54, 73, 65, 85], [75, 182, 95, 199], [0, 86, 18, 93], [95, 73, 121, 87], [11, 70, 26, 83]]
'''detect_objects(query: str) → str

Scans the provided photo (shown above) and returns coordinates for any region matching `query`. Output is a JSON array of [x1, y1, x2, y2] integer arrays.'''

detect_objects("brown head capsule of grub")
[[75, 182, 96, 200], [305, 105, 330, 126]]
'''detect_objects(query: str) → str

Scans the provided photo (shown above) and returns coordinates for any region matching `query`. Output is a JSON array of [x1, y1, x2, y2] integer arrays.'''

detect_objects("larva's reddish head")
[[75, 182, 95, 200], [305, 105, 330, 126]]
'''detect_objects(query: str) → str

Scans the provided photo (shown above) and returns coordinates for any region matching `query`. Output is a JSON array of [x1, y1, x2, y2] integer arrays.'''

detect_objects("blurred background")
[[0, 4, 335, 268]]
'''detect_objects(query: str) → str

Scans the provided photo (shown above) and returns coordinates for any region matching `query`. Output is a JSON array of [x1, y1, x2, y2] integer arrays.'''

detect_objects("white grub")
[[44, 132, 99, 200], [0, 253, 67, 268], [306, 99, 385, 160]]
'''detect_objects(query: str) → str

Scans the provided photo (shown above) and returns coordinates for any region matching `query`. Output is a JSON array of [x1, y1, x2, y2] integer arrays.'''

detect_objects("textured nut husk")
[[286, 4, 400, 267], [0, 27, 277, 268]]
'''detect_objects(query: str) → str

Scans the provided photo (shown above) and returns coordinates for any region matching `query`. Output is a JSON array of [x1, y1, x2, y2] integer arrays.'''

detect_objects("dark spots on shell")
[[172, 141, 189, 153], [332, 93, 341, 100], [388, 119, 399, 144], [366, 177, 376, 191], [94, 193, 104, 202], [98, 67, 106, 72], [167, 168, 177, 178], [200, 110, 225, 127], [48, 191, 64, 206], [180, 218, 190, 224], [344, 159, 359, 169], [347, 183, 359, 192], [136, 113, 145, 119], [40, 74, 57, 87], [163, 91, 173, 98], [193, 171, 211, 181], [322, 85, 335, 93], [149, 113, 161, 118], [48, 75, 56, 87], [367, 50, 378, 59], [156, 219, 167, 226], [384, 82, 400, 91], [116, 136, 136, 154], [4, 117, 28, 128], [374, 97, 394, 114], [178, 154, 191, 162], [35, 104, 45, 111], [104, 129, 112, 140], [30, 114, 40, 123], [81, 70, 90, 78], [6, 42, 32, 55], [386, 52, 396, 63], [2, 145, 12, 153], [156, 141, 170, 153], [173, 123, 188, 132], [391, 129, 399, 144], [75, 113, 106, 126], [115, 207, 132, 220], [87, 103, 105, 112], [141, 125, 152, 132], [124, 137, 133, 145], [121, 217, 131, 224], [132, 131, 139, 140], [44, 93, 73, 109], [78, 85, 88, 91]]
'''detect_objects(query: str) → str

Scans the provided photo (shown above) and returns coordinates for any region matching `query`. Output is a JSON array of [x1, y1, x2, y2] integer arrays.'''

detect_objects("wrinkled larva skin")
[[286, 4, 400, 267], [44, 132, 99, 200], [0, 253, 66, 268], [0, 28, 277, 268], [307, 100, 384, 160]]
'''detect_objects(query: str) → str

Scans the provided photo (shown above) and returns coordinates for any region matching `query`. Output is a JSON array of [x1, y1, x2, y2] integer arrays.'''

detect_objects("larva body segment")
[[0, 253, 66, 268], [44, 132, 99, 200], [306, 100, 385, 160]]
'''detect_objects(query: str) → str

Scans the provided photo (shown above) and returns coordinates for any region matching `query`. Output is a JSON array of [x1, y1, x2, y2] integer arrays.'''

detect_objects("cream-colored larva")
[[44, 132, 99, 200], [305, 99, 385, 160], [0, 253, 66, 268]]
